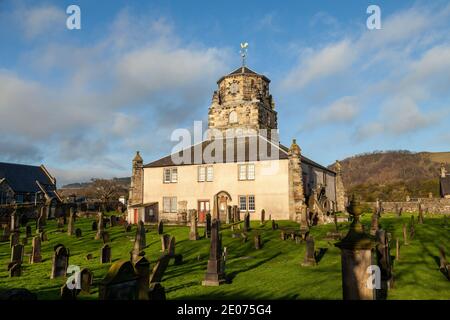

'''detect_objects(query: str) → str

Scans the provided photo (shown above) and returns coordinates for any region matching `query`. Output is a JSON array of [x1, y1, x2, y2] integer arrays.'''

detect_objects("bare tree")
[[86, 178, 126, 203]]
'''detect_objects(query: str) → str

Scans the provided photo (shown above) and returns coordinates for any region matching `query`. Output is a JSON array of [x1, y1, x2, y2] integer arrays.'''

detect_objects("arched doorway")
[[214, 191, 232, 222]]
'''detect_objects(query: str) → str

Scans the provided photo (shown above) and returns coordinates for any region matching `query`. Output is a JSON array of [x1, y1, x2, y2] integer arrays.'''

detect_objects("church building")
[[127, 64, 345, 224]]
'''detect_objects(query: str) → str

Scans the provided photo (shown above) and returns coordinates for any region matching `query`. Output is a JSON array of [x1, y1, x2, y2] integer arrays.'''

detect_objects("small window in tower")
[[229, 111, 238, 124]]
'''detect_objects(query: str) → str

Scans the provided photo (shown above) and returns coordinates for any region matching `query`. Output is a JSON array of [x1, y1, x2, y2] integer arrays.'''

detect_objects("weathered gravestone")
[[301, 236, 316, 266], [161, 234, 170, 252], [79, 268, 93, 294], [396, 238, 400, 261], [11, 244, 24, 264], [254, 234, 262, 250], [101, 244, 112, 264], [134, 256, 151, 300], [370, 213, 379, 236], [148, 254, 171, 300], [110, 215, 117, 227], [30, 236, 42, 263], [25, 225, 32, 238], [95, 212, 104, 240], [243, 212, 250, 232], [39, 206, 47, 226], [260, 209, 265, 224], [272, 219, 276, 230], [205, 213, 212, 238], [35, 216, 43, 234], [75, 228, 82, 238], [102, 231, 110, 244], [92, 221, 98, 231], [375, 229, 393, 299], [189, 210, 199, 240], [226, 206, 232, 224], [438, 245, 450, 280], [99, 260, 139, 300], [167, 236, 176, 257], [10, 232, 19, 248], [202, 219, 225, 286], [418, 204, 424, 224], [10, 211, 19, 232], [67, 208, 75, 236], [39, 231, 47, 242], [9, 263, 21, 277], [51, 244, 69, 279], [158, 220, 164, 235], [130, 221, 146, 263], [403, 224, 409, 245], [60, 283, 78, 300]]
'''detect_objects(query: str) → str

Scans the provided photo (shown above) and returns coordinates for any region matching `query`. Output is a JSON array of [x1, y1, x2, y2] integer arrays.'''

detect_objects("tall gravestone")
[[254, 234, 262, 250], [202, 219, 225, 286], [95, 212, 104, 240], [370, 213, 379, 236], [205, 213, 212, 238], [10, 210, 19, 232], [375, 229, 393, 300], [80, 268, 93, 294], [158, 220, 164, 235], [134, 256, 151, 300], [161, 234, 170, 252], [301, 236, 316, 266], [189, 210, 199, 240], [101, 244, 112, 264], [335, 195, 376, 300], [402, 224, 409, 245], [418, 204, 424, 224], [260, 209, 265, 224], [167, 236, 176, 257], [30, 236, 42, 263], [10, 232, 19, 248], [226, 206, 232, 224], [67, 208, 75, 236], [243, 212, 250, 232], [40, 206, 47, 226], [51, 244, 69, 279], [9, 263, 21, 277], [99, 260, 139, 300], [11, 244, 24, 264], [130, 221, 146, 263]]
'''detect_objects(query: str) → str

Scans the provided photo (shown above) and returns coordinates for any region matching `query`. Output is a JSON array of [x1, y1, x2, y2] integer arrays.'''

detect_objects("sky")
[[0, 0, 449, 186]]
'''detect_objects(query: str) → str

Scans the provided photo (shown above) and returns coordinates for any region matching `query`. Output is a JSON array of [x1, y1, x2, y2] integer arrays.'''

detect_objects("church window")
[[163, 196, 177, 213], [229, 111, 238, 124]]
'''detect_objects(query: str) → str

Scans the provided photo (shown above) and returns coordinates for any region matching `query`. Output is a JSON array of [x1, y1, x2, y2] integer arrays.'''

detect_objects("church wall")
[[142, 159, 290, 221]]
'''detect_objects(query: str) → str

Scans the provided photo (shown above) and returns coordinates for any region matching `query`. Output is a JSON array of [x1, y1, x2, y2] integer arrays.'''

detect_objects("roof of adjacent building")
[[0, 162, 57, 195], [144, 135, 335, 174], [217, 66, 270, 84], [441, 176, 450, 196]]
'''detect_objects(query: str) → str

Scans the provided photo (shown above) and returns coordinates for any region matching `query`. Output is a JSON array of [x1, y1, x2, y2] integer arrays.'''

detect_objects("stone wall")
[[364, 198, 450, 214]]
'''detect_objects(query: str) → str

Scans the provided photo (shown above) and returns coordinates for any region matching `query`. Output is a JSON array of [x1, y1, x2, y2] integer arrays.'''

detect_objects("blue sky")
[[0, 0, 449, 185]]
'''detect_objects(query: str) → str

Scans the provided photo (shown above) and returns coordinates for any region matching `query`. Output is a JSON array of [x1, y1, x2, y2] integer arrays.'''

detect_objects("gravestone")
[[39, 206, 47, 226], [51, 245, 69, 279], [30, 236, 42, 263], [158, 220, 164, 235], [75, 228, 82, 238], [409, 221, 415, 240], [130, 221, 146, 263], [11, 244, 24, 264], [9, 263, 21, 277], [301, 236, 316, 266], [260, 209, 265, 224], [205, 213, 212, 238], [189, 210, 199, 240], [101, 244, 112, 264], [221, 247, 228, 274], [10, 232, 19, 248], [110, 215, 117, 227], [438, 245, 450, 280], [375, 229, 393, 299], [226, 206, 232, 224], [402, 224, 409, 245], [26, 225, 32, 238], [60, 284, 78, 300], [148, 254, 170, 300], [271, 219, 276, 230], [39, 231, 47, 242], [418, 204, 424, 224], [202, 219, 225, 286], [370, 213, 379, 236], [396, 238, 400, 261], [99, 260, 139, 300], [167, 236, 176, 257], [243, 212, 250, 232], [80, 268, 93, 294], [67, 208, 75, 236], [95, 212, 104, 240], [102, 231, 110, 244], [254, 234, 262, 250], [92, 221, 98, 231], [280, 230, 286, 240], [35, 216, 43, 234], [134, 256, 151, 300], [10, 211, 19, 232], [161, 234, 170, 252]]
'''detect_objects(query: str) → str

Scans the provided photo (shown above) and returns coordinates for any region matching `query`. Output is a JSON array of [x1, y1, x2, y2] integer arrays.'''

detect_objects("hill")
[[329, 150, 450, 201]]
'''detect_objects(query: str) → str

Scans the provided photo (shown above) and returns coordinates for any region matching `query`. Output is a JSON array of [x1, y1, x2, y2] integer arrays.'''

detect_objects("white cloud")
[[16, 4, 65, 39], [318, 96, 359, 123]]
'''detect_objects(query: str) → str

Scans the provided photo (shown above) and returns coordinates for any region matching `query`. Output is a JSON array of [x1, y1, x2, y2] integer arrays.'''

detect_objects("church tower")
[[208, 66, 278, 134]]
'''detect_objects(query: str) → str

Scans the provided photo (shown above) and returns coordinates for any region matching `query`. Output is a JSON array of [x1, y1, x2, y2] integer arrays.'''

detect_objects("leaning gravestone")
[[9, 263, 21, 277], [99, 260, 139, 300], [161, 234, 170, 252], [51, 245, 69, 279], [134, 256, 151, 300], [11, 244, 24, 264], [149, 254, 171, 284], [101, 244, 112, 264], [30, 236, 42, 263], [301, 236, 316, 266]]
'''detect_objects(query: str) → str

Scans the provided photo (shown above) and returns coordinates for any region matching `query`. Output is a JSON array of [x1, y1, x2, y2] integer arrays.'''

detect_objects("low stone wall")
[[365, 198, 450, 214]]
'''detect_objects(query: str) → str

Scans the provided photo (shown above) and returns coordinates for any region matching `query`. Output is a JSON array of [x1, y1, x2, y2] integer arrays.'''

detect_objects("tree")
[[86, 178, 127, 203]]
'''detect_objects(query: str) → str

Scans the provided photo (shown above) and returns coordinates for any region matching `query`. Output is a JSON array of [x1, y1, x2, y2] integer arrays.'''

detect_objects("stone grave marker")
[[243, 212, 250, 232], [130, 221, 146, 263], [301, 236, 316, 266], [30, 236, 42, 263], [10, 232, 19, 248], [205, 213, 212, 238], [80, 268, 93, 294], [226, 206, 232, 224], [11, 244, 24, 264], [134, 256, 150, 300], [202, 219, 225, 286], [189, 210, 199, 240], [101, 244, 112, 264], [67, 208, 75, 236], [92, 221, 98, 231], [158, 220, 164, 235], [95, 212, 104, 240], [99, 260, 139, 300], [260, 209, 265, 224], [60, 283, 78, 300], [375, 229, 393, 299], [254, 234, 262, 250], [110, 215, 117, 227], [9, 263, 21, 277], [51, 244, 69, 279], [167, 236, 176, 257], [75, 228, 82, 238], [102, 231, 110, 244], [25, 225, 32, 238], [161, 234, 170, 252], [402, 224, 408, 245], [148, 254, 170, 300]]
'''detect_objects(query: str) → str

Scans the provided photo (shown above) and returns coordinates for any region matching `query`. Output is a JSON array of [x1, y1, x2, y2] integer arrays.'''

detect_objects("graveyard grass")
[[0, 213, 449, 300]]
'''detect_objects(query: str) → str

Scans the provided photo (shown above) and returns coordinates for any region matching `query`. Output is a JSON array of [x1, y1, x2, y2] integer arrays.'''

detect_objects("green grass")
[[0, 212, 448, 300]]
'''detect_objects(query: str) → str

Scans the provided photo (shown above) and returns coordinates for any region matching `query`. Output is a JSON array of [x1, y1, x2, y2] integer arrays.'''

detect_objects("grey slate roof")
[[217, 66, 271, 84], [441, 176, 450, 197], [144, 136, 335, 175], [0, 162, 56, 193]]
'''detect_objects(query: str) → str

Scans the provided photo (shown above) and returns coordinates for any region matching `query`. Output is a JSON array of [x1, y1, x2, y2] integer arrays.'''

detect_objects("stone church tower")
[[208, 66, 278, 134], [129, 151, 143, 206]]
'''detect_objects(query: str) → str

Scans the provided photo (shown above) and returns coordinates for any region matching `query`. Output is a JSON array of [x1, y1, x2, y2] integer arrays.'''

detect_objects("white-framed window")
[[239, 195, 247, 211], [163, 168, 178, 183], [238, 164, 255, 180], [248, 195, 255, 211], [206, 166, 213, 182], [163, 197, 177, 213], [229, 110, 238, 124], [198, 166, 213, 182]]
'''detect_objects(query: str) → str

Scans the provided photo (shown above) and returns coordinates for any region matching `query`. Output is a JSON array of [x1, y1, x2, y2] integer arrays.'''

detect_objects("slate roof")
[[217, 66, 270, 84], [440, 176, 450, 197], [0, 162, 56, 194], [144, 136, 335, 174]]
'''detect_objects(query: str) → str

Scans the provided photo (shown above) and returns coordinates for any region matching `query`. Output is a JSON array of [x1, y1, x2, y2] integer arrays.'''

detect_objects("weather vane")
[[240, 42, 248, 67]]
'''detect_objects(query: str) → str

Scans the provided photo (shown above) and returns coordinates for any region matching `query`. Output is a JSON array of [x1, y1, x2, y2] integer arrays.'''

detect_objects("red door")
[[134, 209, 138, 224], [198, 200, 210, 223]]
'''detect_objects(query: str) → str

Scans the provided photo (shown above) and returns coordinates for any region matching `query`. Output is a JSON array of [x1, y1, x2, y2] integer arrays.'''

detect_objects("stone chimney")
[[129, 151, 144, 206], [335, 160, 346, 213], [441, 163, 447, 178], [288, 139, 306, 224]]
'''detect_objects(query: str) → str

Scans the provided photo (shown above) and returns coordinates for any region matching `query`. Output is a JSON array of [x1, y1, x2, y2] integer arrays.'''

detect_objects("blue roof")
[[0, 162, 55, 193]]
